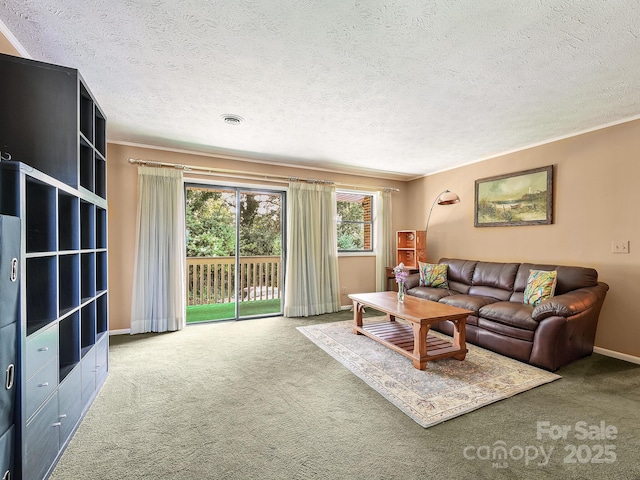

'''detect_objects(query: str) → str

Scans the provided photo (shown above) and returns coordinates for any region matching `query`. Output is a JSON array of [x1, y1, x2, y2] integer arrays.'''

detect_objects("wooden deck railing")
[[187, 256, 282, 306]]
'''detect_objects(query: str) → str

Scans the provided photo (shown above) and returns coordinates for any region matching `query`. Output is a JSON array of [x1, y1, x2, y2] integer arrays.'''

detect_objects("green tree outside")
[[186, 189, 236, 257], [337, 196, 370, 251], [186, 188, 282, 257]]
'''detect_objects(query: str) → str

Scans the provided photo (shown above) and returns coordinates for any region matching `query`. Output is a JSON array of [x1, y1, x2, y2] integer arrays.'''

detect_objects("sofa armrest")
[[532, 283, 609, 321], [404, 273, 421, 289]]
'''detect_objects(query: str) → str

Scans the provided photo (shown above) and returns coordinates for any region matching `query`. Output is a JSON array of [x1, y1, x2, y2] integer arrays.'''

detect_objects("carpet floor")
[[297, 318, 560, 427], [50, 311, 640, 480]]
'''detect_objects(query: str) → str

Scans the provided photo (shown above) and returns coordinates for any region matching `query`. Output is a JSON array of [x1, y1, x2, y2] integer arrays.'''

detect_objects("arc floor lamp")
[[424, 190, 460, 247]]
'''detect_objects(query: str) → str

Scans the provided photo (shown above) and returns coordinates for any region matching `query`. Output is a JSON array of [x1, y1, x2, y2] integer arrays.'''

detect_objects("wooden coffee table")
[[349, 291, 473, 370]]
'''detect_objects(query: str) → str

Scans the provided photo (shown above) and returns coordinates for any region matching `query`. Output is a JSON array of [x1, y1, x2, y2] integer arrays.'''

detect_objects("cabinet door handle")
[[10, 258, 18, 282], [3, 468, 11, 480], [51, 422, 62, 427], [5, 364, 14, 390], [38, 382, 49, 387], [38, 347, 49, 352]]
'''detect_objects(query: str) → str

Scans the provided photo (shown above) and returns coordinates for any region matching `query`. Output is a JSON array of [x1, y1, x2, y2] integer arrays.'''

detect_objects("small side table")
[[385, 266, 419, 291]]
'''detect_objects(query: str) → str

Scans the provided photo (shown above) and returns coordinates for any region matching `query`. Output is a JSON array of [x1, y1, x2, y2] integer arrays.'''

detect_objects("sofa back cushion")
[[437, 258, 600, 303], [438, 258, 477, 293], [468, 261, 520, 301], [511, 263, 599, 302]]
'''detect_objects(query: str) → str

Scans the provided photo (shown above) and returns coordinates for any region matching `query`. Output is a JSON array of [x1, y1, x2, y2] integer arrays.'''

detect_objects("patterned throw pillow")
[[418, 262, 449, 289], [523, 270, 558, 306]]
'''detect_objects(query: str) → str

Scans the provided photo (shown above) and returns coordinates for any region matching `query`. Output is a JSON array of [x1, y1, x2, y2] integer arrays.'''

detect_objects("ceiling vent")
[[221, 114, 244, 125]]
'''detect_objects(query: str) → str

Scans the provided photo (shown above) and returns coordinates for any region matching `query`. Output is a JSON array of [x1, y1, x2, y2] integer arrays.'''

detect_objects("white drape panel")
[[284, 182, 341, 317], [130, 166, 186, 334], [375, 190, 394, 291]]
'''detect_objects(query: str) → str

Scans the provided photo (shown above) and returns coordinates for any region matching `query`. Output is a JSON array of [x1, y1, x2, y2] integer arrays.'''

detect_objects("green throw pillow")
[[523, 269, 557, 306], [419, 262, 449, 289]]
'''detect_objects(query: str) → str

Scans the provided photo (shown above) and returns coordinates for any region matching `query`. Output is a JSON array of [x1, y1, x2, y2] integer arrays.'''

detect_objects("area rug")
[[297, 318, 561, 428]]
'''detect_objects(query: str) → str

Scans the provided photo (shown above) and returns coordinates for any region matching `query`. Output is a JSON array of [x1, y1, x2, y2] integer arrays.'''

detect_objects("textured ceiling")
[[2, 1, 640, 179]]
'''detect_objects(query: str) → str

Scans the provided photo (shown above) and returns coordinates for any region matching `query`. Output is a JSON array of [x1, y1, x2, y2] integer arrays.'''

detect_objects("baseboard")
[[593, 346, 640, 365], [341, 305, 353, 311], [109, 328, 131, 336]]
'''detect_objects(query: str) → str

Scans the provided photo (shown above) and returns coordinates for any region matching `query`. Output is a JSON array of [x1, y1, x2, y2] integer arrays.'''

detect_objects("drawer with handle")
[[25, 359, 57, 420], [0, 426, 15, 480], [25, 323, 58, 380]]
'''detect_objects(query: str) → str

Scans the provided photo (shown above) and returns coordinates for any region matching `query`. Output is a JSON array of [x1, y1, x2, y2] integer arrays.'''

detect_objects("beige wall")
[[404, 120, 640, 357], [107, 143, 407, 330], [0, 33, 20, 56]]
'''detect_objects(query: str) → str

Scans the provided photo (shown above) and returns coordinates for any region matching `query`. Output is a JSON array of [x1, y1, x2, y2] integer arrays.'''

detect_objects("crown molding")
[[109, 139, 413, 183], [0, 19, 31, 58]]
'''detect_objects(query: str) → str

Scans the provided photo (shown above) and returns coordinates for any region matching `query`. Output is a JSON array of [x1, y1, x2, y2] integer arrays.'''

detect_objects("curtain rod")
[[127, 158, 399, 192]]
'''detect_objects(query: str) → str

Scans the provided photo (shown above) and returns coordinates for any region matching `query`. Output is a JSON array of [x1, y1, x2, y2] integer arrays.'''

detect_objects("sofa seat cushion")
[[477, 318, 535, 342], [439, 294, 497, 314], [407, 286, 455, 302], [479, 301, 538, 331]]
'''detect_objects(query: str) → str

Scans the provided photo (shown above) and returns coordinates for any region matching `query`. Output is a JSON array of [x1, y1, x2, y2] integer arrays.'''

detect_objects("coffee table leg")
[[452, 318, 467, 360], [411, 323, 429, 370], [353, 301, 364, 334]]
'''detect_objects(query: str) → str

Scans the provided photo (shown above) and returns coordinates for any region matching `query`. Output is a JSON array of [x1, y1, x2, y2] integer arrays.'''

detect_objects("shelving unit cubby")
[[59, 254, 80, 315], [58, 312, 80, 381], [396, 230, 426, 269], [0, 51, 108, 480], [58, 192, 79, 251]]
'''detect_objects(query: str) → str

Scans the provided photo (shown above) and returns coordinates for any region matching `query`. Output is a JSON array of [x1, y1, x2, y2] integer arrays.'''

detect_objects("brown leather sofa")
[[404, 258, 609, 371]]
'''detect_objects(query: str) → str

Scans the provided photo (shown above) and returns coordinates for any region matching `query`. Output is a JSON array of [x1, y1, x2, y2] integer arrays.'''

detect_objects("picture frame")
[[474, 165, 553, 227]]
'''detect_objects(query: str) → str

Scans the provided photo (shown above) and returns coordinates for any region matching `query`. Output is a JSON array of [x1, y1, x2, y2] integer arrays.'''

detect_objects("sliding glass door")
[[185, 184, 285, 322]]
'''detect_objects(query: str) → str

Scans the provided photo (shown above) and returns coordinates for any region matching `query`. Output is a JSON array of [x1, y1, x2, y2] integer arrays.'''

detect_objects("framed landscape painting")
[[475, 165, 553, 227]]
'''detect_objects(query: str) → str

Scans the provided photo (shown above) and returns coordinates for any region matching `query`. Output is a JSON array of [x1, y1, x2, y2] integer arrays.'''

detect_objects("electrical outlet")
[[611, 241, 630, 254]]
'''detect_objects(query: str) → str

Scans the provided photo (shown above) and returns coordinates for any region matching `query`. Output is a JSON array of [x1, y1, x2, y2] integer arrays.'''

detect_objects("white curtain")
[[130, 166, 186, 334], [284, 182, 341, 317], [375, 189, 394, 291]]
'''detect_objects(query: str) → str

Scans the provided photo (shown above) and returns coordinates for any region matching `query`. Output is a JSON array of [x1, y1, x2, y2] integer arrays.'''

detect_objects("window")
[[337, 191, 373, 252]]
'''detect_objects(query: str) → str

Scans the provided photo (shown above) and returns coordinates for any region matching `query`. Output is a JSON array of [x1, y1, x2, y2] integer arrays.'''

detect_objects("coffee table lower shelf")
[[355, 320, 465, 368], [349, 291, 472, 370]]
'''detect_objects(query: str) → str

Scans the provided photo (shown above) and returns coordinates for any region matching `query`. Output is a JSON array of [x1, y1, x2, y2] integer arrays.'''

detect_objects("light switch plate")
[[612, 240, 630, 254]]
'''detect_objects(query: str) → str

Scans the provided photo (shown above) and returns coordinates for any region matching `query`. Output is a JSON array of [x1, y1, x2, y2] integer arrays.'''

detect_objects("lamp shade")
[[437, 191, 460, 205]]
